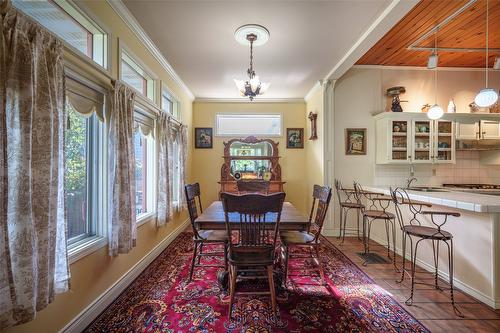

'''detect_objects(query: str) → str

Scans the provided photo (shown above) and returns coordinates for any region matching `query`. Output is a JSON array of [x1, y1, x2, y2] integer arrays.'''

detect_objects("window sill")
[[68, 236, 107, 264], [137, 212, 156, 227]]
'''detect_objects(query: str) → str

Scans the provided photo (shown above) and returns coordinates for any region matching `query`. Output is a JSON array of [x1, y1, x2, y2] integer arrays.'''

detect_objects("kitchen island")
[[363, 185, 500, 309]]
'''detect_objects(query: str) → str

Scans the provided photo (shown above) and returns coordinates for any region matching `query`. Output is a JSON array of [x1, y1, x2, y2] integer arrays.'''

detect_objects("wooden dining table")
[[195, 200, 310, 291], [195, 201, 310, 231]]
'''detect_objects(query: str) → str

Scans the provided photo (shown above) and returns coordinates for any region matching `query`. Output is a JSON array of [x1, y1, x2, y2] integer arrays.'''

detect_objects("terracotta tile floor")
[[327, 236, 500, 333]]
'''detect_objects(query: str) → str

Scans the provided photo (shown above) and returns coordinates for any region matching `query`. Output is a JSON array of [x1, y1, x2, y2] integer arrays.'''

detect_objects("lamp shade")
[[427, 104, 444, 120], [474, 88, 498, 108]]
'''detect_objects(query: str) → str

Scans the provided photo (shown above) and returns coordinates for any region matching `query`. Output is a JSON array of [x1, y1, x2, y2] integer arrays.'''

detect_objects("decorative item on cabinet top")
[[386, 86, 407, 113]]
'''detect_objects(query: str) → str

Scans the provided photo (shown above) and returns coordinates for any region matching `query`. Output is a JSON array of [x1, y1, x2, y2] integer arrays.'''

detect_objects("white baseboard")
[[369, 234, 499, 309], [61, 219, 190, 333]]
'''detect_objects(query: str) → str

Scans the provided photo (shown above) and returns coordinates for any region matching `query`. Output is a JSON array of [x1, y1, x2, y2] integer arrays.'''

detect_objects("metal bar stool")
[[354, 183, 398, 270], [334, 179, 364, 244], [391, 187, 463, 317]]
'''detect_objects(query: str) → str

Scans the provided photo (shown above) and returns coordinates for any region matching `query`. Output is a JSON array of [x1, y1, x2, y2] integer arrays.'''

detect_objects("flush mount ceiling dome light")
[[234, 24, 270, 101], [474, 0, 498, 108]]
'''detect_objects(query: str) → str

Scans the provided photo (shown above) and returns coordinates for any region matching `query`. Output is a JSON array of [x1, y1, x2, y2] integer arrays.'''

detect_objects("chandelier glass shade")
[[474, 0, 497, 108], [234, 28, 270, 101], [427, 104, 444, 120]]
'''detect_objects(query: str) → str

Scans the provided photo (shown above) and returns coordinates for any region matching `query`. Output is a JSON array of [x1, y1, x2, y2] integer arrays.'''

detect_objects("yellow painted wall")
[[192, 101, 309, 215], [6, 1, 193, 332], [305, 87, 325, 213]]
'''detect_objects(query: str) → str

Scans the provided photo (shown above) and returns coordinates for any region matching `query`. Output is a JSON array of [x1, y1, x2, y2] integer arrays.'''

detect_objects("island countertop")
[[363, 185, 500, 213]]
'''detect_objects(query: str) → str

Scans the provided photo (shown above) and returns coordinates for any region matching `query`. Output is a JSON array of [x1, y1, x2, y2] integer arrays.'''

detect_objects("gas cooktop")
[[442, 184, 500, 190]]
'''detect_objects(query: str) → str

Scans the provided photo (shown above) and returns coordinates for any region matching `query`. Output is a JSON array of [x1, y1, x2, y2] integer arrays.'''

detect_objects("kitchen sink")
[[407, 186, 447, 192]]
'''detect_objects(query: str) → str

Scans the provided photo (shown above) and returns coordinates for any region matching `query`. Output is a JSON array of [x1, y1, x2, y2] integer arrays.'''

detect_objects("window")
[[65, 106, 102, 245], [134, 111, 156, 221], [162, 88, 180, 120], [216, 114, 282, 136], [121, 51, 155, 101], [13, 0, 108, 68], [65, 76, 105, 256]]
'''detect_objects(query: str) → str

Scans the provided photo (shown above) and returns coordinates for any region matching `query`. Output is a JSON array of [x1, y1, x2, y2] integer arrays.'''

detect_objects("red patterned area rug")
[[85, 232, 429, 332]]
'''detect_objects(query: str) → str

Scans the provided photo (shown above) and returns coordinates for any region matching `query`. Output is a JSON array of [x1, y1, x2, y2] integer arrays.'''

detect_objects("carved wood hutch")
[[218, 136, 286, 194]]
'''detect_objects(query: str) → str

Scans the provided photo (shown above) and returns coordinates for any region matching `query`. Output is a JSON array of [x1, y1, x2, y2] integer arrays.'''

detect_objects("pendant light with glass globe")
[[427, 30, 444, 120], [474, 0, 498, 108]]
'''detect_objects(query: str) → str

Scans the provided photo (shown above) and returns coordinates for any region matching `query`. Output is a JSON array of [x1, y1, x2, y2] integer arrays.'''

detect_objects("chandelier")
[[234, 24, 270, 101]]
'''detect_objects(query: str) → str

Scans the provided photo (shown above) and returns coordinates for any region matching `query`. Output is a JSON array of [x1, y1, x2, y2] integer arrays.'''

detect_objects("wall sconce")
[[308, 112, 318, 140]]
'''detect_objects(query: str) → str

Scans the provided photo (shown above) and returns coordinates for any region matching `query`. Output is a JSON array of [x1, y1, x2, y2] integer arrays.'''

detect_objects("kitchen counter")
[[363, 185, 500, 213]]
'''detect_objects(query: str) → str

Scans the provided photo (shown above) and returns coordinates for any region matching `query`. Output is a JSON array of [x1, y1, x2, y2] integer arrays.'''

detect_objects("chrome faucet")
[[406, 177, 417, 189]]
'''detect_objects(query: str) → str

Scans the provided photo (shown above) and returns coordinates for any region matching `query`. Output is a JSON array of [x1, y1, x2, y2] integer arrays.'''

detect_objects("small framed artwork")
[[286, 128, 304, 149], [345, 128, 367, 155], [195, 127, 213, 149]]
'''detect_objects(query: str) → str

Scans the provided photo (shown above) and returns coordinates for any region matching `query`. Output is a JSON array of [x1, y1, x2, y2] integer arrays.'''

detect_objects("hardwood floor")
[[327, 236, 500, 333]]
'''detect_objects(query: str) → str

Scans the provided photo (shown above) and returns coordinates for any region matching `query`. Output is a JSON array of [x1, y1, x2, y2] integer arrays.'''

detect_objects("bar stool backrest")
[[353, 182, 386, 212], [334, 179, 355, 204], [390, 187, 432, 230]]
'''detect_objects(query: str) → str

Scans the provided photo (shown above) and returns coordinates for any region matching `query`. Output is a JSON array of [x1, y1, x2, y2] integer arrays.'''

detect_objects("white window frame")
[[133, 106, 157, 226], [13, 0, 111, 72], [65, 72, 108, 264], [161, 84, 181, 121], [119, 42, 157, 102], [215, 113, 283, 137]]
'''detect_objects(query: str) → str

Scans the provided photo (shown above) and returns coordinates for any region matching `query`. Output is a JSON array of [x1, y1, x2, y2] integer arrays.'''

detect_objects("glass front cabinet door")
[[434, 120, 455, 163], [412, 120, 432, 163], [390, 120, 410, 162]]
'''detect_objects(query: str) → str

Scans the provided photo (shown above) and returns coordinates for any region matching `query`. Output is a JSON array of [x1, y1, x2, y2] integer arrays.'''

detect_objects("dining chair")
[[221, 192, 286, 319], [236, 179, 270, 194], [185, 183, 228, 281], [354, 182, 397, 270], [279, 185, 332, 286], [334, 179, 364, 244], [391, 187, 463, 317]]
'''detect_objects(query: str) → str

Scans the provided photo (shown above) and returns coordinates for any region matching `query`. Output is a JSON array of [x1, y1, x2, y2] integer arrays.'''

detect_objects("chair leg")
[[283, 246, 290, 286], [406, 238, 421, 306], [391, 219, 398, 272], [356, 208, 361, 240], [363, 215, 368, 253], [314, 245, 325, 284], [340, 208, 348, 244], [228, 265, 237, 319], [267, 265, 277, 315], [338, 205, 343, 239], [197, 243, 204, 265], [432, 239, 441, 290], [385, 220, 391, 259], [223, 242, 228, 271], [446, 239, 464, 318], [189, 242, 199, 281], [397, 232, 407, 283]]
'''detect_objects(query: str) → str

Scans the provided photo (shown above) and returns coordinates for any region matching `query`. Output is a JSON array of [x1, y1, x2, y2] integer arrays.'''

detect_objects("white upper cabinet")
[[479, 120, 500, 139], [456, 120, 479, 140]]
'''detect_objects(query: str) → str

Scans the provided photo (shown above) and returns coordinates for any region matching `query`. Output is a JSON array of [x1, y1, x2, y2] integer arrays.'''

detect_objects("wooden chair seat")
[[363, 210, 395, 219], [229, 247, 275, 266], [403, 225, 452, 240], [197, 230, 228, 242], [340, 201, 364, 209], [280, 230, 315, 245]]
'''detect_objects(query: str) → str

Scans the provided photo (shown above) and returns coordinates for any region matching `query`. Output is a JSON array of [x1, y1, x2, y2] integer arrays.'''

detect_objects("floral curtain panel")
[[157, 112, 173, 226], [108, 81, 137, 256], [0, 5, 69, 329]]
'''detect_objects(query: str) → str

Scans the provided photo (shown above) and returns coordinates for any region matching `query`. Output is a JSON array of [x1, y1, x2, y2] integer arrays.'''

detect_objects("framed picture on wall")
[[286, 128, 304, 148], [195, 127, 213, 149], [345, 128, 367, 155]]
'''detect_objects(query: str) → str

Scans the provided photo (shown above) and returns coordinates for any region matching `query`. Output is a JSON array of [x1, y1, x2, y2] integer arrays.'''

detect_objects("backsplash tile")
[[374, 151, 500, 186]]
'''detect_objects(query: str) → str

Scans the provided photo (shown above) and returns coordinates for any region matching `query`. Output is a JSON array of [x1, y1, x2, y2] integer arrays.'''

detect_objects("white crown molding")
[[60, 219, 190, 333], [304, 79, 333, 102], [352, 64, 492, 72], [106, 0, 195, 101], [194, 97, 305, 104]]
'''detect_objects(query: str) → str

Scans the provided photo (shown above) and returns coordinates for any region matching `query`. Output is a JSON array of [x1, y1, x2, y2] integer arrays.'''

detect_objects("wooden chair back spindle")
[[308, 185, 333, 241], [185, 183, 203, 239]]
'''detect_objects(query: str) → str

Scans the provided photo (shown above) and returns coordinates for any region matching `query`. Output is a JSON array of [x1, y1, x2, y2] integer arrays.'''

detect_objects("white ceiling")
[[123, 0, 393, 99]]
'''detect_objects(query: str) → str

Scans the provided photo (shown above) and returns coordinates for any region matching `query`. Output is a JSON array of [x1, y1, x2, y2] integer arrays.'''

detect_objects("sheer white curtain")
[[108, 81, 137, 256], [157, 112, 173, 226], [0, 4, 69, 329]]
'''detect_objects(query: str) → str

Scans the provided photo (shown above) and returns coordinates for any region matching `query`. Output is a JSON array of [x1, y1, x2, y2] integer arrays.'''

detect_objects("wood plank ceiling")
[[356, 0, 500, 67]]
